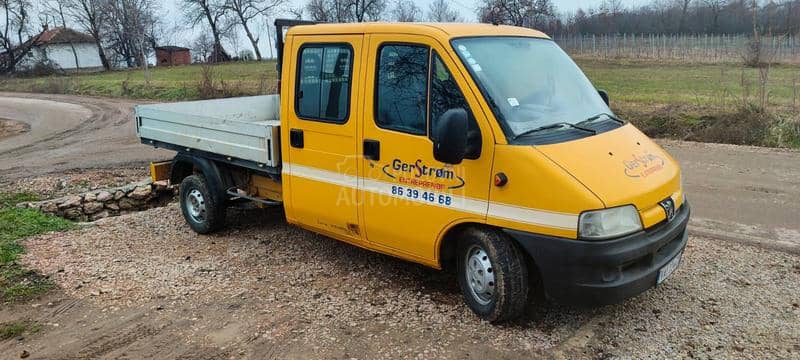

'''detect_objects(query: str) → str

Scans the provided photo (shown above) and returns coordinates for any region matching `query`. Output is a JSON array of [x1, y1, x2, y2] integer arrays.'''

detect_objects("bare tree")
[[781, 0, 800, 35], [677, 0, 692, 33], [304, 0, 385, 22], [349, 0, 387, 22], [392, 0, 420, 22], [43, 0, 81, 70], [477, 0, 555, 28], [427, 0, 463, 22], [183, 0, 231, 62], [192, 32, 214, 62], [223, 0, 284, 61], [305, 0, 349, 22], [0, 0, 34, 74], [62, 0, 111, 70], [287, 6, 304, 19], [102, 0, 161, 68], [702, 0, 727, 33], [565, 0, 798, 35]]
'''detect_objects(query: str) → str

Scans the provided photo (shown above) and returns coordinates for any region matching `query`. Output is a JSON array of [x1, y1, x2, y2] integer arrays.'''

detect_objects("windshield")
[[452, 37, 613, 139]]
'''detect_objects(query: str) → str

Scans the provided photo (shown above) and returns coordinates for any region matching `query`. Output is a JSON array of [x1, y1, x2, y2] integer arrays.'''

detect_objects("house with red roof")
[[17, 26, 103, 71]]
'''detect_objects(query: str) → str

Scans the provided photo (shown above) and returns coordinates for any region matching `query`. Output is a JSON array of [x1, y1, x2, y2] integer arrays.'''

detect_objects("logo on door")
[[382, 158, 465, 190]]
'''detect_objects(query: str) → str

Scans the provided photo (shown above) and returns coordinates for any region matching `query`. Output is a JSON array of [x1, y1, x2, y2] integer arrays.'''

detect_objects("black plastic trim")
[[504, 201, 691, 306]]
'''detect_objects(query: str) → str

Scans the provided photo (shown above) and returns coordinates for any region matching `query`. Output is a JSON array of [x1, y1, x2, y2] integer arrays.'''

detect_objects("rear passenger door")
[[283, 35, 364, 244]]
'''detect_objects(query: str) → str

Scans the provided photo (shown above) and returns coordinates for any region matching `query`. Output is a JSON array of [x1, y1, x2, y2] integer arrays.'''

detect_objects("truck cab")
[[136, 21, 689, 323]]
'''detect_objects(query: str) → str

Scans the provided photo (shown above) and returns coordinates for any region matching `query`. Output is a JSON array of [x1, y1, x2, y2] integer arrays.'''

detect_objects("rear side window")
[[296, 44, 353, 123], [375, 44, 430, 135]]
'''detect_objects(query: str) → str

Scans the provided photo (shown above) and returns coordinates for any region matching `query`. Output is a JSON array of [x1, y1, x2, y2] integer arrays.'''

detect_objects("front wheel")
[[179, 174, 225, 234], [457, 227, 529, 323]]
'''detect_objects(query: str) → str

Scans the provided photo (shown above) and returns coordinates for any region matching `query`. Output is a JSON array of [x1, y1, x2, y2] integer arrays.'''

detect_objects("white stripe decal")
[[284, 163, 358, 189], [488, 203, 578, 230], [284, 162, 578, 230]]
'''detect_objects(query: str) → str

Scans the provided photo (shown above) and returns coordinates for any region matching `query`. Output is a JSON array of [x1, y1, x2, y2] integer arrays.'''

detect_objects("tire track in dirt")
[[70, 323, 160, 359], [0, 92, 171, 181]]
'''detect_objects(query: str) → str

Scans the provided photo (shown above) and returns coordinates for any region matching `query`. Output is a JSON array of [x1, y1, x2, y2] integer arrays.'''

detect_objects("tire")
[[179, 174, 226, 234], [456, 227, 529, 323]]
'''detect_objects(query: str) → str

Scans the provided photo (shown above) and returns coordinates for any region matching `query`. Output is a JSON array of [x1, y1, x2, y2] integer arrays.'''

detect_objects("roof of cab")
[[286, 22, 550, 40]]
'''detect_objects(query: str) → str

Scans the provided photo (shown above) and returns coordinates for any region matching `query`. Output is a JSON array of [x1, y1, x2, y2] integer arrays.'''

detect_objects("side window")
[[375, 44, 430, 135], [296, 44, 352, 123], [430, 52, 482, 159]]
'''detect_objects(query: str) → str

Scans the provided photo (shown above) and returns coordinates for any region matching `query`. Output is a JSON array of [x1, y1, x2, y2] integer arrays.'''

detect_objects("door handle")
[[363, 139, 380, 161], [290, 128, 304, 148]]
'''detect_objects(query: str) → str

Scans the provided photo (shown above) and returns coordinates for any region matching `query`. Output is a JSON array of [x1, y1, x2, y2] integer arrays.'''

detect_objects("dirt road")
[[658, 140, 800, 253], [0, 93, 798, 358], [0, 93, 170, 181]]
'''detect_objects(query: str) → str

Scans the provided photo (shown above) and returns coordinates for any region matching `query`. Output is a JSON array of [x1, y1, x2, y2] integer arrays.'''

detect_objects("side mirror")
[[598, 89, 610, 106], [433, 108, 468, 165]]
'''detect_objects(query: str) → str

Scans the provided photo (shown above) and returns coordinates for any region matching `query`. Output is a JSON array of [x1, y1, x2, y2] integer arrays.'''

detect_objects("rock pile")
[[17, 179, 174, 221]]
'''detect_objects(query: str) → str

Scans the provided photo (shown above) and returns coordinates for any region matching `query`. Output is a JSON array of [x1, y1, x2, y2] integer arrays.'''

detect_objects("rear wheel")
[[457, 227, 528, 323], [180, 175, 225, 234]]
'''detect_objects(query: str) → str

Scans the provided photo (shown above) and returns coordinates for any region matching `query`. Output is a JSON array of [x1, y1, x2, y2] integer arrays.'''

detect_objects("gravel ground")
[[11, 204, 800, 358], [0, 168, 148, 199]]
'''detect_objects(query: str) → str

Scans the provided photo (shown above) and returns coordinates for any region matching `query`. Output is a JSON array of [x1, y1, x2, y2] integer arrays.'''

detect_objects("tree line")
[[555, 0, 800, 36], [2, 0, 797, 74]]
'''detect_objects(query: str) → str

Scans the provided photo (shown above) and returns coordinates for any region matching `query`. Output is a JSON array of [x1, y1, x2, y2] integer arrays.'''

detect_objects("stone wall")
[[17, 179, 174, 222]]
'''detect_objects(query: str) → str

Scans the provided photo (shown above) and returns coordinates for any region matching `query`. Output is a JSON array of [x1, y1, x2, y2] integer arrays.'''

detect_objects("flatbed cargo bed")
[[135, 95, 281, 169]]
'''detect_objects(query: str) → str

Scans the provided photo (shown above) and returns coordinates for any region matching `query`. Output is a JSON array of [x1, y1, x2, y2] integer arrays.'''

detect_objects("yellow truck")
[[135, 20, 689, 323]]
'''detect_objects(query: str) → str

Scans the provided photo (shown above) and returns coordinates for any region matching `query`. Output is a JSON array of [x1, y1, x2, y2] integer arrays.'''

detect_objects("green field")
[[0, 193, 73, 302], [580, 59, 799, 108], [0, 59, 798, 147], [0, 61, 278, 101]]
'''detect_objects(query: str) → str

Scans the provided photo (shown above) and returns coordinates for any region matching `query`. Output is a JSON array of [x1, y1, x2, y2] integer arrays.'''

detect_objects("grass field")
[[0, 61, 278, 101], [580, 59, 800, 108], [0, 59, 798, 146], [0, 193, 73, 302]]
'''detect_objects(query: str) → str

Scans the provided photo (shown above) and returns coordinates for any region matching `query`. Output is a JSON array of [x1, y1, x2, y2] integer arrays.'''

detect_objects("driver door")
[[359, 34, 494, 265]]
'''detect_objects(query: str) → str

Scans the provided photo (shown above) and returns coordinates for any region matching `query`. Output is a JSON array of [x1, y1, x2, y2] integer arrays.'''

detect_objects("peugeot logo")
[[660, 198, 676, 222]]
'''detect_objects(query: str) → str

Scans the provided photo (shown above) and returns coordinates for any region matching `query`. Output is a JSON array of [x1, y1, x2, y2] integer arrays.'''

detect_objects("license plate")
[[657, 252, 683, 284]]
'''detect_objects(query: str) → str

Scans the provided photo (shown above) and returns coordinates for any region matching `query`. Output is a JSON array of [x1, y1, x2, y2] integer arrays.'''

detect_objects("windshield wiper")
[[578, 113, 624, 126], [514, 122, 596, 140]]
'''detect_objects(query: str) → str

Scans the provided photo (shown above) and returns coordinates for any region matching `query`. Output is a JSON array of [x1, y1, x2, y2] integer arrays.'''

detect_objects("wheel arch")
[[437, 221, 542, 282], [170, 153, 227, 204]]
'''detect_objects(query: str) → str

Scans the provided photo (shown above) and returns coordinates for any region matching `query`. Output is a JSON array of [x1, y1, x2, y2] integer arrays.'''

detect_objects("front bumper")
[[505, 202, 690, 306]]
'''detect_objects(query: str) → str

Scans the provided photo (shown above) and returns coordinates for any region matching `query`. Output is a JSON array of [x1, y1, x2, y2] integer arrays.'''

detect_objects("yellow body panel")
[[535, 124, 682, 226], [486, 145, 605, 238], [275, 23, 685, 269], [249, 175, 283, 202]]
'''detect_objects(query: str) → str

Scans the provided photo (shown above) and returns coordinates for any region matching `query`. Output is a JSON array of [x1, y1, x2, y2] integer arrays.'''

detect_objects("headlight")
[[578, 205, 643, 240]]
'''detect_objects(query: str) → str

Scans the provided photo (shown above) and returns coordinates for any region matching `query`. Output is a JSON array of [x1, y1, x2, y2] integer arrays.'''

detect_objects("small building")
[[155, 46, 191, 66], [17, 27, 103, 71]]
